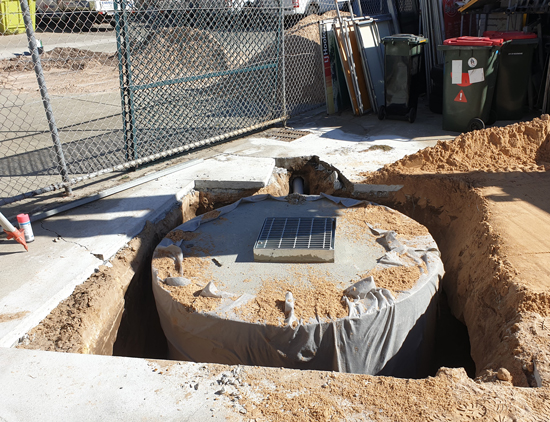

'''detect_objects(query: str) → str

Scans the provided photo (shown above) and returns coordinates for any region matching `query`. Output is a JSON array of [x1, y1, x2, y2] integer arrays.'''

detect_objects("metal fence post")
[[280, 3, 287, 126], [114, 0, 137, 162], [18, 0, 72, 196]]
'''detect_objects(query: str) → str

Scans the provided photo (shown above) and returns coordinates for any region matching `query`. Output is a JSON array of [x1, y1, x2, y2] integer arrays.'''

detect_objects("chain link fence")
[[1, 1, 124, 205], [1, 0, 389, 206]]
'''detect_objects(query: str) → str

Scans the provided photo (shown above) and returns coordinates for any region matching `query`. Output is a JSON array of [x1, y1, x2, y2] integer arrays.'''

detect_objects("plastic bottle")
[[17, 214, 34, 243]]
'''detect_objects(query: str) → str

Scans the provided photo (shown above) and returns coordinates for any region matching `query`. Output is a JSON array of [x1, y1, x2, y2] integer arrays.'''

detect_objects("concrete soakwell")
[[151, 194, 445, 377]]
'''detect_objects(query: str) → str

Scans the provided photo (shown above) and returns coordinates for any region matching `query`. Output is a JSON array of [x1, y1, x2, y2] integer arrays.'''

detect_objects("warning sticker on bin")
[[454, 90, 467, 103]]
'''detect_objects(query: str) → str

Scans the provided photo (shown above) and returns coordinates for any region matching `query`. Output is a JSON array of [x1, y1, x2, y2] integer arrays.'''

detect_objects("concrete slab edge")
[[0, 181, 196, 349], [0, 259, 101, 348], [0, 346, 235, 420], [194, 158, 275, 190]]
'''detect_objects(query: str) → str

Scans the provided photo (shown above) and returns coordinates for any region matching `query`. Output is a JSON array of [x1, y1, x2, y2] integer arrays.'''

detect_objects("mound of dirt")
[[244, 12, 346, 107], [361, 116, 550, 388], [1, 47, 117, 72], [373, 115, 550, 176], [121, 26, 228, 91], [0, 47, 120, 95], [294, 10, 351, 28], [158, 27, 228, 73], [280, 11, 350, 107]]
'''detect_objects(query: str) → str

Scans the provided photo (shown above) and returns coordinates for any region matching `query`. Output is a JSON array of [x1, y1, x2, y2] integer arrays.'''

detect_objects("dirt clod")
[[497, 367, 512, 382]]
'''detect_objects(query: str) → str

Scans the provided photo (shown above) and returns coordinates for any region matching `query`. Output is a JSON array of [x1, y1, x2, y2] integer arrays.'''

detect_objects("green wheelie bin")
[[379, 34, 428, 123], [438, 36, 505, 132], [484, 31, 538, 120]]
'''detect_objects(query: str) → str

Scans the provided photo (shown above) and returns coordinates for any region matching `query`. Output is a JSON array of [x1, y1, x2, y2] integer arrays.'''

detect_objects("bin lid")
[[443, 36, 504, 47], [381, 34, 428, 45], [483, 31, 537, 41]]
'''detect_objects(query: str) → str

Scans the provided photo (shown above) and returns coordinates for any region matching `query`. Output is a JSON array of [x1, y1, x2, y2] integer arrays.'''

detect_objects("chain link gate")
[[114, 0, 286, 160], [1, 1, 130, 206]]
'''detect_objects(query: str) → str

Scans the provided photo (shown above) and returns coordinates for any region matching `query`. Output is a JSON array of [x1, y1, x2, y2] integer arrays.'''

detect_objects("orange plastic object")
[[4, 228, 28, 251]]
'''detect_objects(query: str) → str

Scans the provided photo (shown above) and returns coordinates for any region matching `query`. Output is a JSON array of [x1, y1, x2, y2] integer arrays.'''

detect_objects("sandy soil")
[[234, 268, 350, 325], [362, 115, 550, 388], [232, 365, 550, 421], [339, 203, 430, 240], [0, 47, 119, 95]]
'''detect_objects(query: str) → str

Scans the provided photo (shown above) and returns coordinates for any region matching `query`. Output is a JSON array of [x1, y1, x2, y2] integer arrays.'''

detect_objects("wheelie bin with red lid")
[[438, 36, 505, 132], [484, 31, 538, 120]]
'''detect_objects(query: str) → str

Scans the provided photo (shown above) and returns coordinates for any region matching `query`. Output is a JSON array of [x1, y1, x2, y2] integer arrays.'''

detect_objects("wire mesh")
[[1, 0, 373, 205], [115, 1, 285, 159], [1, 2, 123, 204]]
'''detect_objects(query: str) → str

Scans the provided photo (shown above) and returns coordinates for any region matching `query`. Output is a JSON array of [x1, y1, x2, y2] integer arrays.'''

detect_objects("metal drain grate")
[[253, 217, 336, 263], [264, 128, 310, 142]]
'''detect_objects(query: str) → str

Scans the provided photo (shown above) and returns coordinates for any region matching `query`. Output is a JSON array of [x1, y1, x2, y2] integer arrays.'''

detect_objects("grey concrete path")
[[0, 347, 236, 421]]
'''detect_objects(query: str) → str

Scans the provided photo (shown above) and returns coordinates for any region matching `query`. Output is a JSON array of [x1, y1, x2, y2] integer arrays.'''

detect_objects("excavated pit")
[[17, 116, 550, 397], [14, 116, 550, 419], [18, 156, 476, 380]]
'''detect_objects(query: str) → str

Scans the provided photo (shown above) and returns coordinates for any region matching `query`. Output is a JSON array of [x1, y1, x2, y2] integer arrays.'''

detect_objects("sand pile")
[[0, 47, 120, 95], [234, 269, 349, 325], [245, 12, 347, 107], [124, 26, 228, 92], [290, 10, 351, 28], [369, 115, 550, 176], [1, 47, 117, 72], [156, 27, 228, 74], [280, 12, 350, 107], [338, 203, 430, 240]]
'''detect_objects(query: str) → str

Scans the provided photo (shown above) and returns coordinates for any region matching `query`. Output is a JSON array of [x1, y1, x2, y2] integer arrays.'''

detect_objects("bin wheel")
[[408, 107, 417, 123], [468, 118, 485, 132], [487, 109, 497, 125], [378, 105, 386, 121]]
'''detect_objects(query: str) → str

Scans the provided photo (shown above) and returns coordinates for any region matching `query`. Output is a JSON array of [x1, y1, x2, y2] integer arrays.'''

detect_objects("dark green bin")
[[379, 34, 427, 123], [484, 31, 538, 120], [438, 37, 505, 133]]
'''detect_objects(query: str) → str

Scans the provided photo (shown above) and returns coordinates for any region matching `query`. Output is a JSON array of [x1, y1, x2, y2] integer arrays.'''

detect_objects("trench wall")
[[367, 175, 544, 387]]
